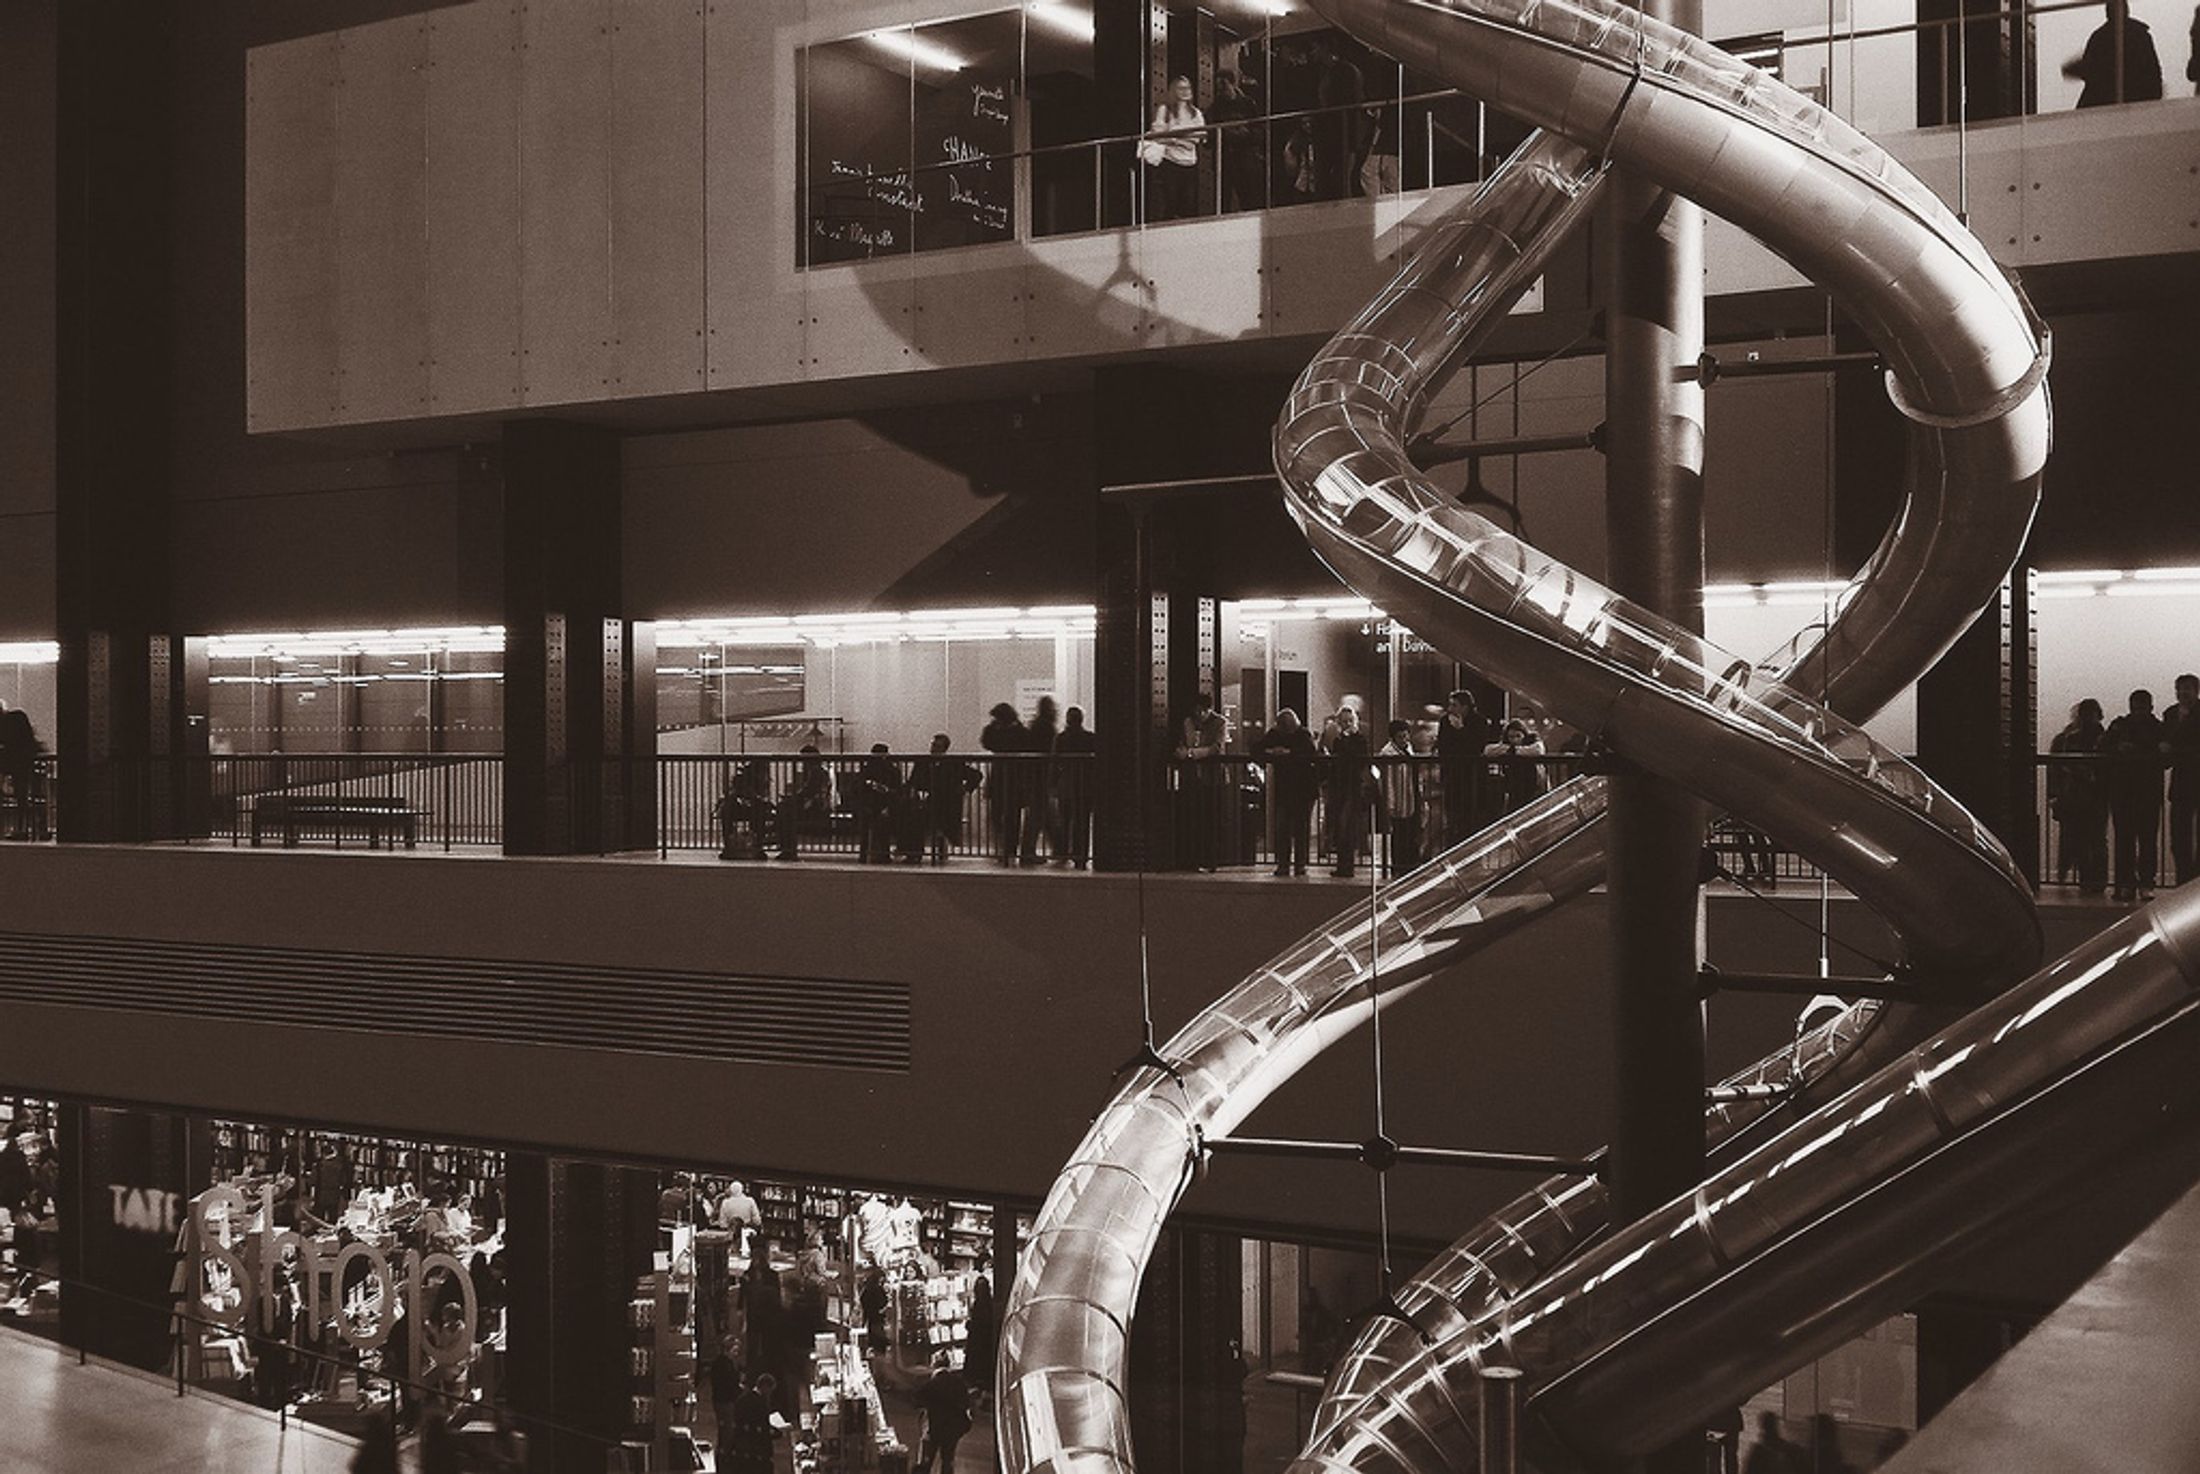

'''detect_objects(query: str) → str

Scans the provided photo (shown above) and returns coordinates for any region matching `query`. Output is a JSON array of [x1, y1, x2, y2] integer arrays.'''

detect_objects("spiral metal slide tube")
[[999, 0, 2085, 1468]]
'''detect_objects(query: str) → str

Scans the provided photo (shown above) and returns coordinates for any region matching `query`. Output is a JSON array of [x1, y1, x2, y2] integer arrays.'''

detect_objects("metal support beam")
[[1694, 350, 1881, 385], [1604, 5, 1707, 1468], [1412, 426, 1605, 466], [1202, 1135, 1600, 1177], [1699, 965, 1919, 1003]]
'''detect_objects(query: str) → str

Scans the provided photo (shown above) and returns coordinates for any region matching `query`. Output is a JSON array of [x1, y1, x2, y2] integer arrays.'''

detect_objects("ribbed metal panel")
[[0, 931, 910, 1072]]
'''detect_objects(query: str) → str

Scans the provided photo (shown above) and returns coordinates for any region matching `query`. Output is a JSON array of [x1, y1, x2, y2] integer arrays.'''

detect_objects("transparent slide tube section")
[[999, 0, 2080, 1467]]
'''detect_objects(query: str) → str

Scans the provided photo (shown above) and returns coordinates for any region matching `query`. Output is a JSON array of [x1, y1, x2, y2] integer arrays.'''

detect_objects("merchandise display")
[[184, 1119, 508, 1430], [628, 1245, 703, 1473], [0, 1095, 59, 1330]]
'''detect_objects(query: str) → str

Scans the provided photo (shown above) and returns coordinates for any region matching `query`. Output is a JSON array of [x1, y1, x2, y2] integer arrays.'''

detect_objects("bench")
[[247, 794, 426, 849]]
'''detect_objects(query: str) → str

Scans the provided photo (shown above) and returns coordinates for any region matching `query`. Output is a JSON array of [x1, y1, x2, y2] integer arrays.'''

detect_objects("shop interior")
[[0, 1094, 60, 1338]]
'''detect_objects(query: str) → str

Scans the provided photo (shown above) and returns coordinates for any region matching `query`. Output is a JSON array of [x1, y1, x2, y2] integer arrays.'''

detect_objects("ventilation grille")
[[0, 931, 910, 1073]]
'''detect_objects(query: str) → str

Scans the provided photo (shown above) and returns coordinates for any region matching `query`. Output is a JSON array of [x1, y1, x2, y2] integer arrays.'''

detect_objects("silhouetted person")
[[777, 745, 832, 860], [717, 759, 776, 861], [910, 733, 981, 863], [1175, 691, 1228, 871], [961, 1272, 998, 1404], [1436, 689, 1494, 836], [1312, 38, 1367, 200], [2049, 698, 2109, 893], [1741, 1411, 1804, 1474], [855, 743, 902, 864], [1810, 1415, 1855, 1474], [2105, 688, 2167, 902], [1210, 71, 1265, 212], [723, 1373, 779, 1474], [0, 704, 38, 841], [1055, 706, 1097, 867], [2165, 674, 2200, 883], [1481, 717, 1548, 816], [980, 703, 1028, 864], [1025, 695, 1062, 862], [1258, 708, 1319, 876], [1324, 706, 1372, 878], [915, 1350, 973, 1471], [2064, 6, 2163, 105]]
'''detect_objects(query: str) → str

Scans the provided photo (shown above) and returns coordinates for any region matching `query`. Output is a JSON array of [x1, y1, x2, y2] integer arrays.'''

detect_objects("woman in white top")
[[1144, 75, 1206, 222]]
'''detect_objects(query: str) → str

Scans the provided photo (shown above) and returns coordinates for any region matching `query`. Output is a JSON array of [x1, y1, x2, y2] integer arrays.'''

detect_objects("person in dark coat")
[[739, 1261, 788, 1413], [1054, 707, 1097, 867], [777, 746, 833, 861], [1023, 696, 1062, 863], [1257, 709, 1319, 876], [908, 734, 981, 863], [915, 1350, 973, 1472], [2050, 698, 2110, 892], [0, 705, 39, 841], [859, 1267, 890, 1352], [1436, 689, 1495, 835], [855, 744, 903, 864], [2163, 674, 2200, 883], [2104, 688, 2168, 902], [2063, 8, 2164, 105], [979, 704, 1028, 864], [960, 1273, 998, 1403], [1323, 706, 1373, 878], [723, 1374, 779, 1474]]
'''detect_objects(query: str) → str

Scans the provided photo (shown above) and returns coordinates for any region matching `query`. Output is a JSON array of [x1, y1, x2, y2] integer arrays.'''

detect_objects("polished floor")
[[0, 1327, 360, 1474]]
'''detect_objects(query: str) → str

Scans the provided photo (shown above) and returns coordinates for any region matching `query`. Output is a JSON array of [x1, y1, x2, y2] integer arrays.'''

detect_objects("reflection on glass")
[[801, 35, 916, 264], [914, 12, 1021, 251]]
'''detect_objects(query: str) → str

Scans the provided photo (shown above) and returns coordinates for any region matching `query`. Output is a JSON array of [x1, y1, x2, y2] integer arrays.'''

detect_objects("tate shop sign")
[[185, 1183, 478, 1376]]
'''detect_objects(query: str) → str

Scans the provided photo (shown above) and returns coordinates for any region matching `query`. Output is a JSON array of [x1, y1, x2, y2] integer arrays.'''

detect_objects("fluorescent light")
[[866, 28, 965, 71], [1026, 1, 1094, 40], [2133, 567, 2200, 582], [2108, 581, 2200, 599], [0, 641, 60, 664], [2035, 568, 2125, 585]]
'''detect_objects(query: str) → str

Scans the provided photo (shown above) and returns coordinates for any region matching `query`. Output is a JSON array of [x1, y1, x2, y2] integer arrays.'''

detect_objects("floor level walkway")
[[0, 1326, 359, 1474]]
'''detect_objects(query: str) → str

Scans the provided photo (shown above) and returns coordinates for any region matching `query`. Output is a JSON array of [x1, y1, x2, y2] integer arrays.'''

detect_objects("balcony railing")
[[23, 748, 2198, 896]]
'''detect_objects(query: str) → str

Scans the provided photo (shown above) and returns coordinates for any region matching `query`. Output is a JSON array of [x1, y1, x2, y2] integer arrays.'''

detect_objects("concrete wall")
[[240, 0, 2200, 435], [0, 843, 2120, 1248]]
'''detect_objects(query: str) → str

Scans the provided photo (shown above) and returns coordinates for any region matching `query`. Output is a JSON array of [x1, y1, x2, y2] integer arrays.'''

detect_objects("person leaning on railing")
[[2049, 698, 2109, 893], [1257, 709, 1319, 877], [1141, 75, 1206, 223]]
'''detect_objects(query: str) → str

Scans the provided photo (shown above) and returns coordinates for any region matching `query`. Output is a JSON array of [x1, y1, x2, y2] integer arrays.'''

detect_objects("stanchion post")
[[1479, 1364, 1525, 1474]]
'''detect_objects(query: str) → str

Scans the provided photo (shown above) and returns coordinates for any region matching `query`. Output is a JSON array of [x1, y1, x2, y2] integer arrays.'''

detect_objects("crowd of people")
[[1239, 688, 1564, 878], [0, 1109, 56, 1319], [715, 700, 1098, 868], [2048, 675, 2200, 902]]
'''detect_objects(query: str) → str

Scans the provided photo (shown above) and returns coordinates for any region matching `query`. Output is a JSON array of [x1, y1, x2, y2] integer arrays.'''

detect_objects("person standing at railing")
[[2064, 3, 2164, 106], [2049, 699, 2110, 893], [1055, 705, 1097, 868], [1436, 688, 1496, 838], [910, 734, 982, 864], [1175, 692, 1228, 872], [2104, 689, 2168, 903], [855, 744, 903, 865], [776, 746, 833, 862], [1211, 71, 1266, 214], [1481, 719, 1549, 818], [2164, 674, 2200, 885], [1311, 38, 1368, 202], [1258, 709, 1319, 877], [0, 702, 38, 841], [980, 704, 1029, 865], [1025, 696, 1062, 864], [1379, 719, 1422, 875], [1142, 75, 1206, 223], [1323, 705, 1373, 879]]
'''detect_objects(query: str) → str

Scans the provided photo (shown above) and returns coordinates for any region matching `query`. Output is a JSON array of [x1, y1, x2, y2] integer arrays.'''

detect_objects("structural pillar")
[[1601, 2, 1708, 1467], [505, 1154, 661, 1474], [503, 421, 652, 856], [1093, 367, 1224, 872], [53, 0, 189, 843]]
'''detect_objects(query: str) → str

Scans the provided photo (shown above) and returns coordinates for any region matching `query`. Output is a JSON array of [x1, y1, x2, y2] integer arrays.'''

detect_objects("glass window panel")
[[801, 34, 916, 264], [913, 11, 1022, 252]]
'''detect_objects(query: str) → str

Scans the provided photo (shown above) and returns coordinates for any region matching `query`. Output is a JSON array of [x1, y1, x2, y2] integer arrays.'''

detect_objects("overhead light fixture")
[[0, 641, 58, 665], [1026, 1, 1094, 40], [866, 27, 966, 71]]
